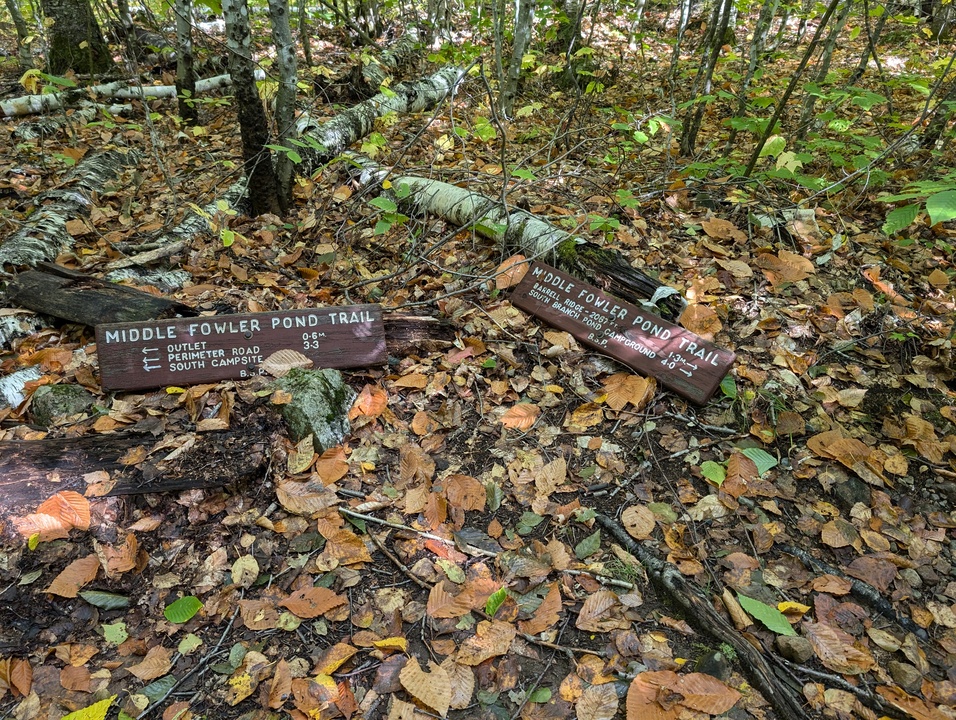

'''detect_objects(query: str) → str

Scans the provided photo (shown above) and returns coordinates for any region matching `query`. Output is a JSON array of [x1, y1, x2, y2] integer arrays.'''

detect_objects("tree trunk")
[[679, 0, 734, 155], [223, 0, 282, 216], [796, 0, 853, 141], [40, 0, 114, 75], [299, 0, 313, 67], [499, 0, 535, 117], [175, 0, 198, 125], [350, 154, 686, 319], [268, 0, 299, 211], [4, 0, 34, 70]]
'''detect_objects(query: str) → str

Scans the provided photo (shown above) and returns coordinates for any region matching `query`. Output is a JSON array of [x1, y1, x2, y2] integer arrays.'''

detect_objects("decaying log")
[[12, 103, 132, 140], [0, 409, 279, 538], [596, 514, 808, 720], [350, 154, 686, 320], [0, 149, 141, 268], [5, 264, 196, 325]]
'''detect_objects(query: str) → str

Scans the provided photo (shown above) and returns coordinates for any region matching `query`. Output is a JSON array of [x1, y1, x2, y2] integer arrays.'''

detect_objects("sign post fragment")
[[96, 305, 387, 391], [512, 263, 735, 404]]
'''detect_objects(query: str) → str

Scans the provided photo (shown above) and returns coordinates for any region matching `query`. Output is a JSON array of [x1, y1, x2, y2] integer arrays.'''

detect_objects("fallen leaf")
[[494, 254, 529, 289], [45, 555, 100, 598], [128, 645, 173, 681], [400, 657, 451, 716], [500, 403, 540, 430], [280, 586, 348, 618]]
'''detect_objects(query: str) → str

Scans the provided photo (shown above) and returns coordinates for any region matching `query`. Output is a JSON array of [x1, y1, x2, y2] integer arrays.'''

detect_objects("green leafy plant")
[[164, 595, 203, 624]]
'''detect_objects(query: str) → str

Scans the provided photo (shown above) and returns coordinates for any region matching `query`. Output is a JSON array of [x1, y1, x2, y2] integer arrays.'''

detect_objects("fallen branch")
[[595, 513, 808, 720], [350, 154, 686, 319]]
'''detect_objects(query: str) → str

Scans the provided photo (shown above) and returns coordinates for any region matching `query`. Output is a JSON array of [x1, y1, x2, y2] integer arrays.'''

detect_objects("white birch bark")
[[12, 103, 132, 140], [499, 0, 535, 117], [268, 0, 298, 208], [0, 73, 255, 118], [0, 149, 141, 267]]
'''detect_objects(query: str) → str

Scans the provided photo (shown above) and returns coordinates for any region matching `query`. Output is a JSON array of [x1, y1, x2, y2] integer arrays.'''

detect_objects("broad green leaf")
[[516, 511, 544, 535], [720, 375, 737, 400], [760, 135, 786, 158], [61, 695, 116, 720], [926, 190, 956, 226], [737, 593, 796, 636], [141, 675, 177, 702], [219, 228, 234, 247], [485, 587, 508, 616], [436, 558, 465, 584], [80, 590, 130, 610], [648, 502, 678, 523], [700, 461, 726, 486], [882, 203, 920, 235], [574, 530, 601, 560], [528, 687, 552, 703], [373, 220, 392, 235], [178, 633, 203, 655], [28, 533, 40, 550], [164, 596, 203, 624], [369, 196, 397, 212], [19, 569, 42, 585], [486, 482, 504, 512], [741, 447, 778, 476], [102, 622, 128, 646]]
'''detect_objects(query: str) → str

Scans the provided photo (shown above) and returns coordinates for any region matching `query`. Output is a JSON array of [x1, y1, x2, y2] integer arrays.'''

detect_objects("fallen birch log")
[[0, 73, 241, 118], [0, 149, 141, 268], [349, 154, 686, 319], [104, 67, 463, 275], [12, 103, 132, 140], [294, 65, 463, 175]]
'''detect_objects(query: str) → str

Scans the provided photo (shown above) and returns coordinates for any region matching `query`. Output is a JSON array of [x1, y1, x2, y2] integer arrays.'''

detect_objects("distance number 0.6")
[[302, 331, 326, 350]]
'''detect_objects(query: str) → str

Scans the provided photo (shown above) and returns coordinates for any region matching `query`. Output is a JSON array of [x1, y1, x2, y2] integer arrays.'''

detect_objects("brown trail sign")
[[96, 305, 387, 391], [512, 263, 735, 405]]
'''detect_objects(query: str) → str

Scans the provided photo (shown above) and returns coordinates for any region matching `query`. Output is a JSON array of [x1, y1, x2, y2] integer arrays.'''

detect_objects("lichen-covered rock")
[[30, 384, 94, 426], [275, 368, 356, 451]]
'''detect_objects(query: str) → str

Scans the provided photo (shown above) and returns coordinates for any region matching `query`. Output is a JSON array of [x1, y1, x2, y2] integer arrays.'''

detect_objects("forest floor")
[[1, 11, 956, 720]]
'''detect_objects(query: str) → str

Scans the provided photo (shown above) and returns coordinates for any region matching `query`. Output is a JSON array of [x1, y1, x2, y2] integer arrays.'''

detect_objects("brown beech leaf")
[[439, 657, 475, 710], [314, 447, 349, 484], [313, 643, 358, 675], [399, 657, 451, 717], [576, 589, 629, 632], [280, 586, 347, 619], [238, 599, 280, 631], [12, 513, 71, 542], [261, 349, 313, 378], [426, 582, 470, 619], [621, 505, 656, 540], [348, 384, 387, 420], [128, 645, 173, 681], [602, 374, 654, 412], [37, 491, 91, 531], [444, 474, 486, 511], [456, 620, 517, 666], [500, 403, 540, 430], [0, 657, 33, 697], [44, 554, 100, 597], [577, 682, 619, 720], [494, 254, 528, 289], [804, 621, 876, 675], [276, 477, 340, 517], [674, 673, 741, 714], [97, 533, 139, 577], [680, 304, 722, 338], [626, 671, 681, 720], [518, 582, 562, 636], [59, 665, 91, 692]]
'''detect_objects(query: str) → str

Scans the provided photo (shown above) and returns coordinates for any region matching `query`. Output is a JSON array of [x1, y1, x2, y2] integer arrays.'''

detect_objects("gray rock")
[[888, 661, 923, 693], [695, 650, 732, 681], [776, 635, 814, 664], [831, 476, 871, 509], [274, 368, 356, 450], [30, 384, 94, 426]]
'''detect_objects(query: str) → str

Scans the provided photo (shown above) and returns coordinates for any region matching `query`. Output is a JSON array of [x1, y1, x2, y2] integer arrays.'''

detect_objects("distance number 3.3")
[[302, 331, 326, 350]]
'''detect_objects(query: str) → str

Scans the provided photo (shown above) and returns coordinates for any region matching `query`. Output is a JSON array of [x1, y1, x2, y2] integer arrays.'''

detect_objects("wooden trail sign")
[[512, 263, 735, 404], [96, 305, 386, 391]]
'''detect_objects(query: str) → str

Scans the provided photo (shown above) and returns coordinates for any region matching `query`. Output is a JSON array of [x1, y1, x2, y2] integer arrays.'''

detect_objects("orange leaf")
[[400, 657, 452, 716], [426, 582, 471, 619], [602, 373, 654, 412], [456, 620, 516, 665], [393, 372, 428, 389], [626, 672, 681, 720], [494, 254, 528, 289], [44, 554, 100, 597], [673, 673, 741, 714], [443, 474, 485, 511], [348, 384, 387, 420], [313, 643, 358, 675], [315, 447, 349, 484], [12, 513, 71, 542], [280, 586, 347, 619], [621, 505, 656, 540], [238, 599, 281, 631], [128, 645, 173, 681], [500, 403, 540, 430], [679, 304, 722, 337], [518, 582, 562, 636], [37, 491, 90, 531]]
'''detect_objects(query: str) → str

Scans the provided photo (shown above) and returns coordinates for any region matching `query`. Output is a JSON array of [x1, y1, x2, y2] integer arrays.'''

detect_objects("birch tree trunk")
[[175, 0, 198, 126], [223, 0, 282, 215], [0, 149, 141, 267], [500, 0, 535, 117], [796, 0, 853, 142], [268, 0, 299, 211], [350, 154, 686, 319], [4, 0, 34, 70]]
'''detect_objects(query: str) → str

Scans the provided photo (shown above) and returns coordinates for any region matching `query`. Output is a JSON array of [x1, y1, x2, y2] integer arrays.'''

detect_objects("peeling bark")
[[1, 73, 242, 118], [350, 154, 685, 319], [12, 103, 131, 140], [268, 0, 298, 210], [0, 149, 141, 268], [295, 66, 463, 175]]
